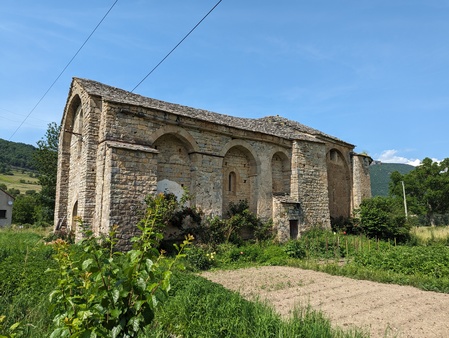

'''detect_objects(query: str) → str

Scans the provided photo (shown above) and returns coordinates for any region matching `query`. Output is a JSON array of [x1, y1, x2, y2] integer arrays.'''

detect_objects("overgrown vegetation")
[[2, 202, 372, 338], [47, 193, 192, 337], [0, 229, 56, 337]]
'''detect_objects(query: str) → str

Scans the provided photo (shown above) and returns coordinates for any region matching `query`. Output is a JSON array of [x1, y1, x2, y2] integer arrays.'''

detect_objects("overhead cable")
[[8, 0, 119, 141], [131, 0, 223, 92]]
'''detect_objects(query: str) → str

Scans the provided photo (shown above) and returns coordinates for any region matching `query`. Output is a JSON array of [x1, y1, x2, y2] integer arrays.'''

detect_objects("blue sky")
[[1, 0, 448, 165]]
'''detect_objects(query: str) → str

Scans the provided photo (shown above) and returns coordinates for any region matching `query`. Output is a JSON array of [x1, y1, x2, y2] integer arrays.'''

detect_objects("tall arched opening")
[[327, 149, 351, 221], [271, 151, 291, 196], [222, 145, 258, 215], [153, 133, 193, 200]]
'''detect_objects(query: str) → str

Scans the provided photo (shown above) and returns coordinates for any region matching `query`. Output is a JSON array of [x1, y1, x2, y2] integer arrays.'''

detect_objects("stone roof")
[[73, 77, 352, 146]]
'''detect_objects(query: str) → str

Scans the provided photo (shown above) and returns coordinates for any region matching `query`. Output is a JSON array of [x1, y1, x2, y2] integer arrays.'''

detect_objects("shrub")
[[356, 196, 410, 242], [47, 193, 192, 337], [283, 240, 307, 259], [193, 201, 274, 246], [185, 245, 215, 271]]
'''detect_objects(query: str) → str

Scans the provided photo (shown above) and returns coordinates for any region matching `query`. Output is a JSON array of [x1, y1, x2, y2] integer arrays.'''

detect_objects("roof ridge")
[[72, 77, 352, 145]]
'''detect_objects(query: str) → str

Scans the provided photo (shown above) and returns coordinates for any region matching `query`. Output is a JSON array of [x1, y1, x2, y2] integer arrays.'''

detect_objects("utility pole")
[[401, 181, 408, 218]]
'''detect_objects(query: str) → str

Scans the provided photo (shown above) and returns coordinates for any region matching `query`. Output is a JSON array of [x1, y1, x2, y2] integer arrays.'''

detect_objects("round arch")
[[219, 139, 261, 176], [221, 139, 260, 215], [152, 127, 199, 200], [326, 148, 351, 220], [61, 94, 82, 149], [271, 150, 291, 196], [149, 125, 199, 154]]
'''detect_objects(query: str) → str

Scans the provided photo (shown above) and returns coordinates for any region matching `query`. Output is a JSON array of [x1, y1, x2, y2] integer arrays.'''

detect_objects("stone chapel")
[[55, 78, 371, 245]]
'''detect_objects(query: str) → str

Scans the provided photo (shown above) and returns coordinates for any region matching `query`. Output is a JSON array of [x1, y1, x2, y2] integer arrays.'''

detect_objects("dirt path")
[[201, 266, 449, 338]]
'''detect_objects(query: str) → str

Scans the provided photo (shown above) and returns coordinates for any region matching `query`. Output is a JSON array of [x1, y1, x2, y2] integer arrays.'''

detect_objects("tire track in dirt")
[[201, 266, 449, 338]]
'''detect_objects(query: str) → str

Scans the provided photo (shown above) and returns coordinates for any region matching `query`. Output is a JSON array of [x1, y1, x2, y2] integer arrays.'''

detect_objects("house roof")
[[0, 189, 15, 200], [72, 77, 353, 147]]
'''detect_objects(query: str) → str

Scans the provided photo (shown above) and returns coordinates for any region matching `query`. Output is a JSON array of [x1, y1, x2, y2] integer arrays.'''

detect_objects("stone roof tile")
[[73, 77, 351, 146]]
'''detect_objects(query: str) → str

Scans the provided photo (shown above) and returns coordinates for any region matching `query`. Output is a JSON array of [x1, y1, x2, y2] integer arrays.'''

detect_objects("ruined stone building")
[[55, 78, 371, 244]]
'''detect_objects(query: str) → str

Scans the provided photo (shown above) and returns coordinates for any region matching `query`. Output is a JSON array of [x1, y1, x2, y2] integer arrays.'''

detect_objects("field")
[[2, 227, 449, 337], [202, 266, 449, 338], [0, 169, 40, 193]]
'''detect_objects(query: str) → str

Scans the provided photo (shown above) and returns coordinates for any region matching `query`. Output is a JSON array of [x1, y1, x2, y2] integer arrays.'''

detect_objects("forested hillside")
[[0, 138, 36, 172], [369, 162, 414, 196]]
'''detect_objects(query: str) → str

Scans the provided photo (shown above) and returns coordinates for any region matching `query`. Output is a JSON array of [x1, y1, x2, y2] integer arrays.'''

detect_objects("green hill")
[[0, 138, 39, 194], [0, 138, 36, 171], [369, 162, 414, 197]]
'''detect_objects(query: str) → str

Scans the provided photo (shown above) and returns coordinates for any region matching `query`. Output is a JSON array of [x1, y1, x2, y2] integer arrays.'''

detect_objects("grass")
[[411, 225, 449, 245], [0, 169, 40, 193], [4, 226, 449, 337], [0, 228, 56, 337], [152, 273, 368, 338], [0, 229, 368, 338]]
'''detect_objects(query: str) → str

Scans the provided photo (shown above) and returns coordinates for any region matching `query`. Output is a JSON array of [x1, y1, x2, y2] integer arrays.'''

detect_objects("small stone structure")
[[0, 189, 15, 227], [55, 78, 371, 245]]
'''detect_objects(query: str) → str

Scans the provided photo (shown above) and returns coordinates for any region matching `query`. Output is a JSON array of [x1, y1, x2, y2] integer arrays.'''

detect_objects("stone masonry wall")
[[103, 142, 158, 248], [290, 140, 331, 229], [55, 79, 370, 243], [352, 154, 372, 210]]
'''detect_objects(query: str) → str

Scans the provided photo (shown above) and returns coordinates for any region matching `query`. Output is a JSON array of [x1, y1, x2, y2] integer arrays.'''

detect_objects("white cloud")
[[377, 150, 421, 166]]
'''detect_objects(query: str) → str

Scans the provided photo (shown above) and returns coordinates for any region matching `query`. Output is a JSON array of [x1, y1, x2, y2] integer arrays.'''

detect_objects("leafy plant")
[[356, 196, 410, 242], [283, 240, 307, 259], [47, 193, 192, 337], [185, 245, 216, 271]]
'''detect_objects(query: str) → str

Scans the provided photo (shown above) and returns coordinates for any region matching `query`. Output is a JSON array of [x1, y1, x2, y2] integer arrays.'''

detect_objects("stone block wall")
[[55, 78, 371, 245], [102, 141, 158, 248], [352, 154, 372, 210], [290, 140, 331, 229]]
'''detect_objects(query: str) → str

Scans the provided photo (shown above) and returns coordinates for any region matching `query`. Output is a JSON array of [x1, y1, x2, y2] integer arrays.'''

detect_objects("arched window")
[[228, 171, 236, 193], [71, 201, 78, 232], [71, 105, 83, 157]]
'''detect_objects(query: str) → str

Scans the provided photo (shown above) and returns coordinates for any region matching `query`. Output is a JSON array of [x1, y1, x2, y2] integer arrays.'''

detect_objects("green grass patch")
[[152, 273, 367, 338], [0, 229, 56, 337]]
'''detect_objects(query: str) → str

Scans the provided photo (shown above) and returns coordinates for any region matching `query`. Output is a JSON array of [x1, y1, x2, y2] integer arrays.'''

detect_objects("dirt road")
[[201, 266, 449, 338]]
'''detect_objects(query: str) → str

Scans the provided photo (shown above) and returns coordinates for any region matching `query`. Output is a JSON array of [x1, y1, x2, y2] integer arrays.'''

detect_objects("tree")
[[12, 193, 39, 225], [357, 196, 410, 242], [390, 157, 449, 226], [33, 122, 60, 225]]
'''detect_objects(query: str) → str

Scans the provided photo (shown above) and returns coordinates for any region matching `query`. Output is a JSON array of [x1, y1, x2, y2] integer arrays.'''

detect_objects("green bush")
[[192, 201, 274, 247], [283, 239, 307, 259], [356, 196, 410, 242], [47, 193, 192, 337], [185, 245, 215, 271]]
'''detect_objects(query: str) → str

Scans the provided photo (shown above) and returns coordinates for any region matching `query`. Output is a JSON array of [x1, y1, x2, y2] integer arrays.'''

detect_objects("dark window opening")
[[228, 172, 236, 192], [289, 220, 298, 239], [0, 210, 6, 219]]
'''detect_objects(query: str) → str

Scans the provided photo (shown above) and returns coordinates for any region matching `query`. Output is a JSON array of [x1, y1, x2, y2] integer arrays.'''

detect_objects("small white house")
[[0, 189, 14, 227]]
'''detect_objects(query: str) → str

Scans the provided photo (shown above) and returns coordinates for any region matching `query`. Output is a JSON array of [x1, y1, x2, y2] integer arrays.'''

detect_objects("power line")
[[131, 0, 223, 92], [8, 0, 119, 141]]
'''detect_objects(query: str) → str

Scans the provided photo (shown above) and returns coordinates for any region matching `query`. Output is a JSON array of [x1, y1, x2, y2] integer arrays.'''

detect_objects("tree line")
[[0, 138, 37, 173], [10, 123, 59, 226]]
